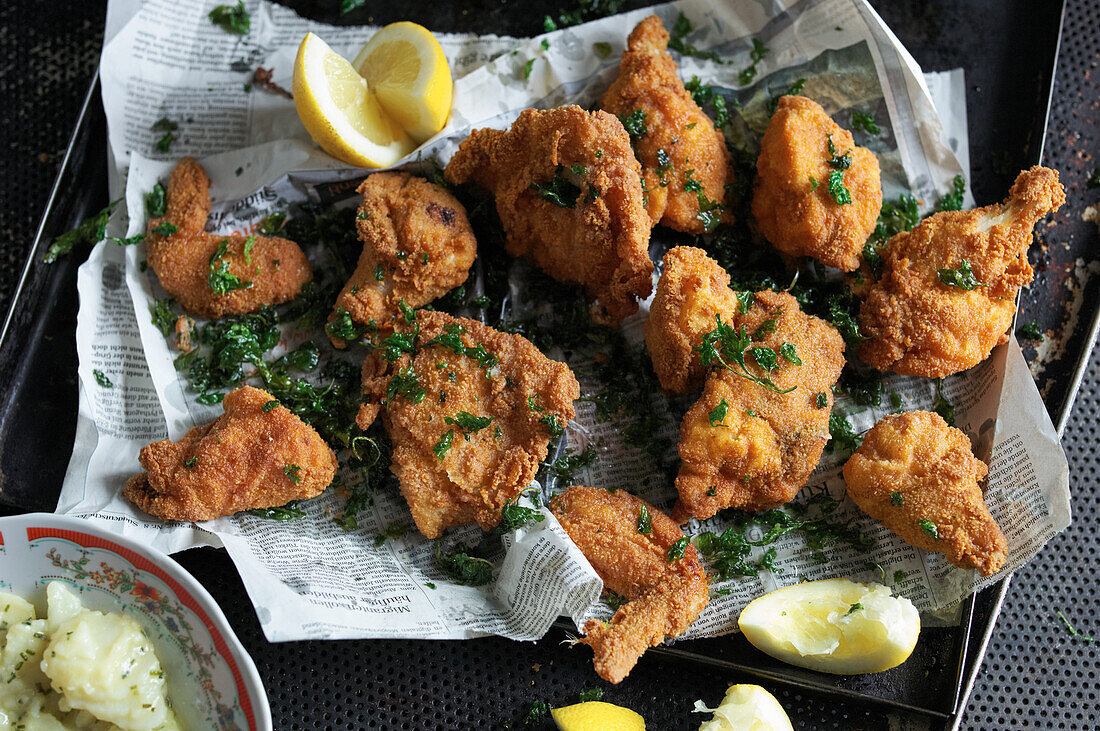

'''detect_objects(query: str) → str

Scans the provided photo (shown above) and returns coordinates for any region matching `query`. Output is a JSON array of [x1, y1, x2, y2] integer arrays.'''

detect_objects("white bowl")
[[0, 512, 272, 730]]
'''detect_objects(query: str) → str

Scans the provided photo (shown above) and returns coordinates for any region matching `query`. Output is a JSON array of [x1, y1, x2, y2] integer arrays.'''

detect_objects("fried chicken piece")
[[645, 246, 744, 394], [124, 386, 337, 522], [329, 172, 477, 345], [357, 311, 579, 538], [842, 411, 1007, 576], [600, 15, 733, 234], [146, 157, 312, 319], [445, 105, 653, 324], [859, 166, 1065, 377], [673, 291, 845, 521], [550, 485, 709, 684], [752, 95, 881, 271]]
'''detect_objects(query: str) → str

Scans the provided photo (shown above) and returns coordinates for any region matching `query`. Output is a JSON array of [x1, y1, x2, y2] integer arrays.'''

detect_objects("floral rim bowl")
[[0, 513, 271, 730]]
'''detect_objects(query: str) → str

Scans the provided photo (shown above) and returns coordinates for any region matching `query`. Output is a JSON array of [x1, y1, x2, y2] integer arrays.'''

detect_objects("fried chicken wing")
[[357, 311, 579, 538], [444, 105, 653, 324], [146, 157, 312, 319], [550, 485, 709, 684], [859, 166, 1065, 377], [752, 95, 881, 271], [842, 411, 1007, 576], [124, 386, 337, 522], [645, 246, 744, 394], [329, 172, 477, 345], [600, 15, 733, 234], [673, 291, 845, 521]]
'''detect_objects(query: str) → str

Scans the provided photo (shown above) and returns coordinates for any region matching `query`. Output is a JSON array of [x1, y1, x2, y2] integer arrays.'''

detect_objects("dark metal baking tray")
[[0, 1, 1088, 729]]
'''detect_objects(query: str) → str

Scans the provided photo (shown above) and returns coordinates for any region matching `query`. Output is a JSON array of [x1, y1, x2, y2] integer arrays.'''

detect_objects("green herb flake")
[[593, 41, 613, 58], [497, 494, 545, 533], [45, 200, 120, 263], [433, 429, 454, 460], [1019, 321, 1043, 340], [851, 110, 880, 135], [208, 238, 252, 295], [444, 411, 493, 439], [617, 109, 648, 141], [933, 378, 957, 426], [708, 398, 729, 427], [667, 536, 689, 561], [696, 315, 795, 394], [937, 259, 985, 290], [521, 58, 535, 80], [779, 342, 802, 365], [894, 570, 907, 583], [809, 176, 819, 191], [435, 542, 493, 585], [374, 522, 408, 546], [152, 222, 179, 237], [540, 39, 550, 51], [385, 366, 427, 406], [828, 169, 852, 205], [936, 175, 967, 212], [208, 1, 250, 34], [605, 591, 627, 611], [283, 464, 302, 484], [845, 602, 864, 616], [578, 688, 604, 702], [529, 166, 581, 208], [815, 392, 828, 409], [890, 491, 904, 506], [150, 298, 176, 336], [637, 505, 653, 534], [540, 414, 565, 438], [258, 212, 286, 235], [183, 457, 197, 469], [93, 369, 113, 388], [735, 291, 755, 314], [918, 519, 939, 540], [262, 400, 280, 413], [145, 183, 167, 217], [826, 413, 861, 455], [248, 501, 305, 520], [1056, 610, 1096, 642]]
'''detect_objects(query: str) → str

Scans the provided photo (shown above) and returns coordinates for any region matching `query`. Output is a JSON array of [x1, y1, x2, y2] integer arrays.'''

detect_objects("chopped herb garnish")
[[262, 400, 280, 413], [937, 259, 984, 290], [398, 299, 416, 323], [93, 369, 113, 388], [1019, 321, 1043, 340], [208, 238, 252, 295], [521, 58, 535, 80], [936, 175, 966, 212], [933, 378, 956, 426], [497, 493, 545, 533], [433, 429, 454, 460], [248, 501, 305, 520], [851, 110, 880, 135], [738, 38, 769, 84], [152, 222, 179, 237], [815, 392, 828, 409], [540, 39, 550, 51], [735, 291, 755, 314], [779, 342, 801, 365], [183, 457, 197, 469], [827, 169, 852, 205], [150, 298, 176, 336], [529, 166, 581, 208], [45, 200, 119, 263], [708, 398, 729, 427], [435, 542, 493, 585], [826, 413, 861, 455], [637, 505, 653, 534], [667, 536, 689, 561], [208, 1, 250, 34], [617, 110, 648, 141], [918, 519, 939, 540], [374, 522, 408, 546], [444, 411, 493, 439], [386, 366, 427, 406], [578, 688, 604, 702], [809, 176, 819, 190], [540, 414, 565, 437], [890, 491, 904, 506], [845, 602, 864, 616], [145, 182, 167, 217], [283, 464, 301, 483], [1056, 610, 1095, 642], [258, 212, 287, 235], [593, 41, 613, 58], [696, 314, 795, 394], [605, 591, 628, 611], [544, 446, 597, 483], [894, 570, 907, 583]]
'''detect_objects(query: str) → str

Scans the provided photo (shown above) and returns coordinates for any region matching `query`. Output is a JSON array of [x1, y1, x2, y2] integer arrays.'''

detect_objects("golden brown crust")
[[673, 291, 845, 521], [329, 172, 477, 345], [444, 105, 653, 325], [752, 95, 881, 271], [645, 246, 743, 395], [859, 166, 1065, 377], [146, 157, 312, 320], [357, 311, 579, 538], [842, 411, 1007, 576], [599, 15, 733, 233], [550, 485, 709, 684], [124, 385, 337, 522]]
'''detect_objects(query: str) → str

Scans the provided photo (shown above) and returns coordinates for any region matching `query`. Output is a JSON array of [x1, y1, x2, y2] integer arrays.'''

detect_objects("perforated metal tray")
[[2, 1, 1096, 728]]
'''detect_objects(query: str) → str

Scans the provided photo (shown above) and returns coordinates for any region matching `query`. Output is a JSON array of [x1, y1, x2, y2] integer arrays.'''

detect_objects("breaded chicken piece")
[[124, 385, 337, 522], [445, 105, 653, 324], [550, 485, 709, 684], [328, 172, 477, 345], [673, 291, 845, 521], [146, 157, 312, 319], [645, 246, 744, 394], [843, 411, 1007, 576], [859, 166, 1065, 377], [752, 96, 881, 271], [600, 15, 733, 234], [357, 311, 579, 538]]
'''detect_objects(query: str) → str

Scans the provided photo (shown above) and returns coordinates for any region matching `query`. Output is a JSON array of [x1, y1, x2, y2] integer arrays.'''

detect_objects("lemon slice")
[[551, 701, 646, 731], [352, 22, 453, 143], [293, 32, 415, 168], [695, 684, 793, 731], [738, 578, 920, 675]]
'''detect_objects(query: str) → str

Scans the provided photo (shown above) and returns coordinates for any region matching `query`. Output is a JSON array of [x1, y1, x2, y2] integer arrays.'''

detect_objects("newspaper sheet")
[[58, 0, 1070, 643]]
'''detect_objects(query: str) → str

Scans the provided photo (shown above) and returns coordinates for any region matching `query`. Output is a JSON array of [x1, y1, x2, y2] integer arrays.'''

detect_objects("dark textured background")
[[1, 1, 1097, 728]]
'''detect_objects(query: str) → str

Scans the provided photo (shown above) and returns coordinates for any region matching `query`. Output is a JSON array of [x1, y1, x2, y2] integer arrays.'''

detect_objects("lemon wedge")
[[551, 701, 646, 731], [352, 22, 453, 142], [292, 32, 416, 168], [694, 684, 793, 731], [738, 578, 920, 674]]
